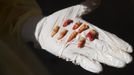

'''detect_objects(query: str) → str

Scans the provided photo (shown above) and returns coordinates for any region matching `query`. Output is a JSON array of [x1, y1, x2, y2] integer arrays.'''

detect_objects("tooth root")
[[63, 19, 73, 27], [67, 31, 78, 42], [51, 25, 60, 37], [78, 23, 89, 33], [86, 29, 98, 41], [78, 37, 86, 48], [51, 31, 57, 37], [57, 29, 68, 40], [72, 22, 82, 30]]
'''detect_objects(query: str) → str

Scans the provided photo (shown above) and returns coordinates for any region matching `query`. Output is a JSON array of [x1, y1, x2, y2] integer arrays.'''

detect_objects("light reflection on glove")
[[35, 0, 133, 73]]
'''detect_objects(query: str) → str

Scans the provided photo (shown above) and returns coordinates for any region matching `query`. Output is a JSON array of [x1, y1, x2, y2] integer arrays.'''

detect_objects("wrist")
[[21, 15, 43, 43]]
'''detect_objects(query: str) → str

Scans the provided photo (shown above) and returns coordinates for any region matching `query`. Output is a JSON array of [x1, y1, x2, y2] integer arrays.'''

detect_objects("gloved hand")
[[34, 0, 133, 73]]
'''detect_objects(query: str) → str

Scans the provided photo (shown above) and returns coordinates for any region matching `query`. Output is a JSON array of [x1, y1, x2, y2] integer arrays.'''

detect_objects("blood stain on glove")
[[72, 22, 82, 30], [86, 29, 98, 41], [51, 25, 60, 37], [78, 37, 86, 48], [67, 31, 78, 42], [78, 23, 89, 33], [63, 19, 73, 27], [57, 29, 68, 40]]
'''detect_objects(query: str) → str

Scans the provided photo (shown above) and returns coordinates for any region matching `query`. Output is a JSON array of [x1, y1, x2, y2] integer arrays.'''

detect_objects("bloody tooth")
[[78, 37, 86, 48], [67, 31, 78, 42], [72, 22, 82, 30], [57, 29, 68, 40], [63, 19, 73, 27], [86, 29, 98, 41], [51, 25, 60, 37], [78, 23, 89, 33]]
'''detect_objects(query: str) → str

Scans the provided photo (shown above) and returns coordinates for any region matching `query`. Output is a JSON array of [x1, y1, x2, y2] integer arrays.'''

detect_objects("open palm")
[[35, 3, 133, 73]]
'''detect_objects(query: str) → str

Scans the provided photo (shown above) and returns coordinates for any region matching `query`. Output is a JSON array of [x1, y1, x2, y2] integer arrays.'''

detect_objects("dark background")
[[32, 0, 134, 75]]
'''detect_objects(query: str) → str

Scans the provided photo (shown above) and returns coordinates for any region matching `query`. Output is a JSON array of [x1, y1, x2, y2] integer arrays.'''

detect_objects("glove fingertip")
[[78, 56, 103, 73]]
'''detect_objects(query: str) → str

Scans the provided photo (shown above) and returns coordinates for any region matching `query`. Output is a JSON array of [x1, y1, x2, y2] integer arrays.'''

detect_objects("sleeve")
[[51, 0, 101, 17], [81, 0, 101, 14]]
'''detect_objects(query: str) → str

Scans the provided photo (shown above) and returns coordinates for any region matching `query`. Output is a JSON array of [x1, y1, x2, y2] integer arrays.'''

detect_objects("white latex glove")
[[34, 1, 133, 73]]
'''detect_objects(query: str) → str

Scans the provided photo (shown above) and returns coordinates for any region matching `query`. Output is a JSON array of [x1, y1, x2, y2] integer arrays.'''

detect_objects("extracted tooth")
[[67, 31, 78, 42], [72, 22, 82, 30], [63, 19, 73, 27], [86, 29, 98, 41], [57, 29, 68, 40], [78, 37, 86, 48], [78, 23, 89, 33], [51, 25, 60, 37]]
